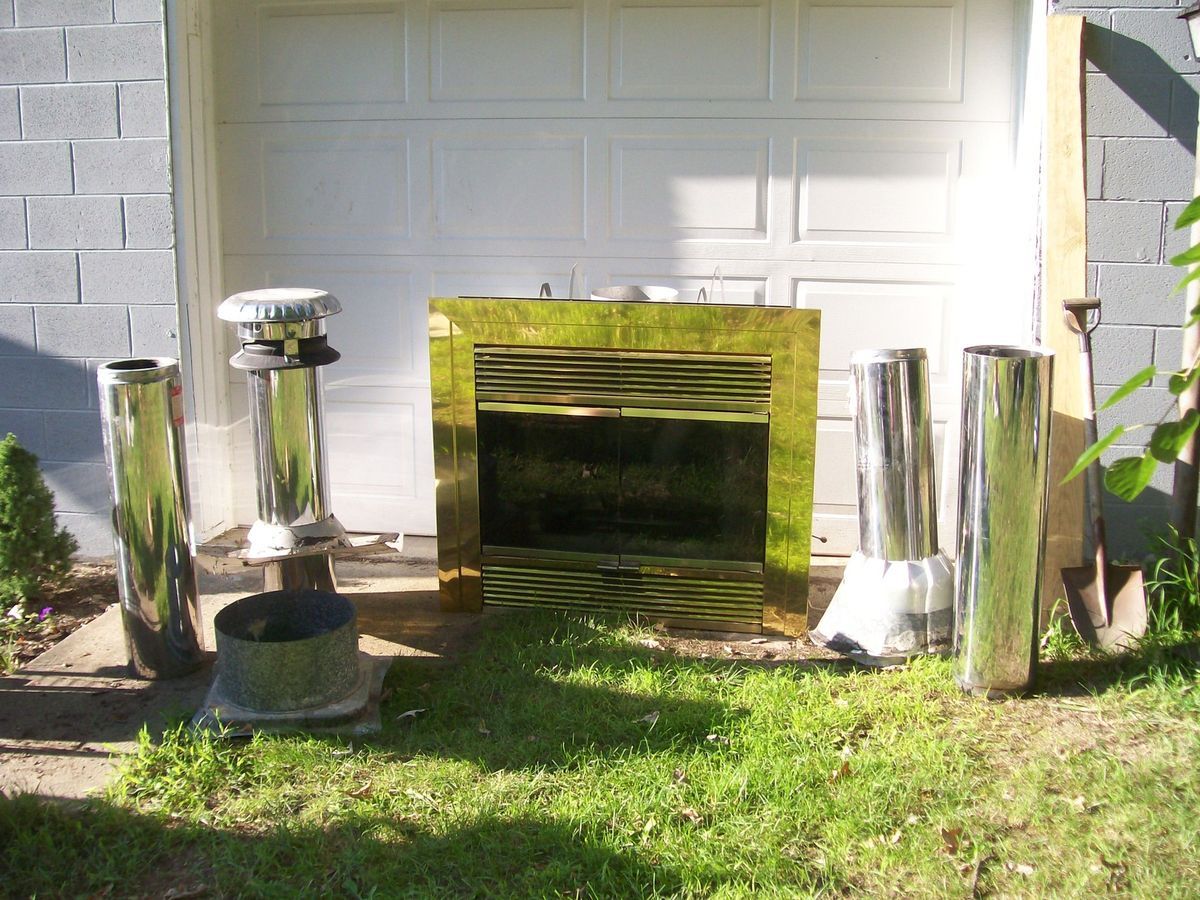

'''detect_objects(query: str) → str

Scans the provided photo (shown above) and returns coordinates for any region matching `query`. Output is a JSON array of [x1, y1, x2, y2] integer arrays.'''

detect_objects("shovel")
[[1061, 298, 1148, 651]]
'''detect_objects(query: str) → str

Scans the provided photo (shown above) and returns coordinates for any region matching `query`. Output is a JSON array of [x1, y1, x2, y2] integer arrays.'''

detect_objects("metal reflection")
[[98, 358, 204, 678], [954, 345, 1054, 697], [428, 297, 821, 635]]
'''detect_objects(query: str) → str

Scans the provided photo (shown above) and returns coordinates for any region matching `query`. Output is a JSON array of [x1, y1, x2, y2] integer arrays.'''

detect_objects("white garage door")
[[211, 0, 1024, 551]]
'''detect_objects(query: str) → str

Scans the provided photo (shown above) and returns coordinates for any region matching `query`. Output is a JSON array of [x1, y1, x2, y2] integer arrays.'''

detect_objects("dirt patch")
[[3, 562, 118, 672]]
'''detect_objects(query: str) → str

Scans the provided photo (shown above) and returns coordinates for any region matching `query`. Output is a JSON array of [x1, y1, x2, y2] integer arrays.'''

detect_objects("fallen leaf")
[[680, 807, 703, 824], [828, 761, 851, 783], [940, 827, 964, 855], [639, 638, 663, 650], [705, 733, 731, 746], [347, 783, 374, 799], [839, 745, 854, 760], [477, 720, 491, 736], [906, 815, 920, 826], [749, 637, 769, 645], [396, 708, 427, 720], [1004, 862, 1035, 876], [642, 817, 657, 835], [639, 710, 660, 727], [673, 768, 688, 784], [332, 743, 354, 757], [722, 645, 733, 654]]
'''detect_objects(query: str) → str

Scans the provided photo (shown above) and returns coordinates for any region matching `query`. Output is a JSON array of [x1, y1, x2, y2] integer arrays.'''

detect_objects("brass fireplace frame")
[[429, 297, 821, 636]]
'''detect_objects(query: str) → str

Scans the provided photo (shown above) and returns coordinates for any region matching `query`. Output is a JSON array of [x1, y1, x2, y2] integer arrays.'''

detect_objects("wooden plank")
[[1042, 15, 1087, 624]]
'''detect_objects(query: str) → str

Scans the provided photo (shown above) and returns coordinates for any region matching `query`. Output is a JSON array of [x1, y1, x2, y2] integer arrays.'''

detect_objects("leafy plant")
[[1144, 527, 1200, 639], [1067, 195, 1200, 500], [0, 433, 78, 608]]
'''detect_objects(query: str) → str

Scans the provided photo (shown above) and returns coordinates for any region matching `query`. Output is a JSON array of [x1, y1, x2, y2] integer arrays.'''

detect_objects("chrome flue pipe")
[[812, 348, 953, 663], [98, 358, 204, 678], [219, 288, 349, 592], [954, 346, 1053, 697]]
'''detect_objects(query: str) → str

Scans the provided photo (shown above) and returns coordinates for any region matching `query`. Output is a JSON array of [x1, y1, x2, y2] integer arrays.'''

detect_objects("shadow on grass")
[[0, 790, 695, 898], [1035, 638, 1200, 698]]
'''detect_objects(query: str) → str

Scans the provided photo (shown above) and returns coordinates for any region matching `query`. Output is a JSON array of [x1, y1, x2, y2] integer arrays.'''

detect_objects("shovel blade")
[[1061, 563, 1147, 652]]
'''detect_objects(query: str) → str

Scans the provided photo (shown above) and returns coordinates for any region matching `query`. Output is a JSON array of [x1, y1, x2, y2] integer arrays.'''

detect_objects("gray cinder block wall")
[[1053, 0, 1197, 556], [0, 0, 180, 556]]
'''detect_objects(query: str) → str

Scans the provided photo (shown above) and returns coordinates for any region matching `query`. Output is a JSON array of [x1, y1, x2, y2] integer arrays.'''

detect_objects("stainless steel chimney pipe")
[[98, 358, 204, 678], [812, 348, 953, 663], [219, 288, 349, 593], [954, 345, 1053, 697]]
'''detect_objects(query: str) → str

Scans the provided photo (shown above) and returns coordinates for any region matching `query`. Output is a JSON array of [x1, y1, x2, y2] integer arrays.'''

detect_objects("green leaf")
[[1169, 366, 1200, 396], [1149, 410, 1200, 463], [1174, 196, 1200, 231], [1173, 267, 1200, 295], [1185, 303, 1200, 328], [1062, 425, 1125, 484], [1170, 244, 1200, 268], [1098, 365, 1157, 411], [1103, 454, 1159, 502]]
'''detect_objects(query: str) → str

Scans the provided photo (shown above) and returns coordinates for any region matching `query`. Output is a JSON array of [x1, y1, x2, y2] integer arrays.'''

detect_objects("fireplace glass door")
[[477, 404, 769, 572]]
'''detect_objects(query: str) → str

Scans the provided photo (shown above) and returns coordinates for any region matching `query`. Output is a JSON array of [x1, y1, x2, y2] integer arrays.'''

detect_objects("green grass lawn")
[[2, 611, 1198, 898]]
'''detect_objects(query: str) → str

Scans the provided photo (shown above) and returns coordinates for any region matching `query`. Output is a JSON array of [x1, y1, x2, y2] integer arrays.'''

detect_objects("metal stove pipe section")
[[812, 348, 953, 664], [98, 357, 204, 678], [219, 288, 348, 593]]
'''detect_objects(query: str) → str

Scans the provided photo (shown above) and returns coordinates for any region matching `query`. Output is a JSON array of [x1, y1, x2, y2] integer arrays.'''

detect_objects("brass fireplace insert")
[[429, 297, 821, 635]]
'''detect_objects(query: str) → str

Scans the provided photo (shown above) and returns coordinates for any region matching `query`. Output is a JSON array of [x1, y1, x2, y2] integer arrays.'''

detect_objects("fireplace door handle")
[[597, 560, 642, 575], [478, 401, 619, 418]]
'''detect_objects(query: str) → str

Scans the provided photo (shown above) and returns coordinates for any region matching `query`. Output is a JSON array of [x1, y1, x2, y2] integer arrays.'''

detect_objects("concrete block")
[[27, 195, 123, 249], [129, 304, 177, 356], [15, 0, 111, 27], [1153, 325, 1183, 386], [1086, 138, 1103, 201], [1091, 322, 1155, 387], [0, 357, 87, 409], [0, 305, 35, 353], [1085, 72, 1170, 138], [123, 194, 173, 249], [1104, 497, 1170, 562], [1103, 138, 1195, 202], [0, 0, 12, 28], [0, 141, 73, 196], [72, 138, 169, 194], [0, 411, 45, 458], [56, 510, 114, 557], [1169, 74, 1199, 149], [0, 198, 26, 249], [79, 249, 176, 304], [20, 82, 117, 139], [1096, 383, 1175, 439], [0, 27, 66, 83], [118, 80, 166, 137], [1095, 262, 1184, 326], [34, 304, 131, 357], [1113, 9, 1200, 76], [42, 408, 103, 462], [66, 23, 164, 82], [115, 0, 163, 23], [0, 251, 78, 303], [1164, 200, 1192, 262], [42, 460, 108, 513], [1086, 200, 1162, 263], [0, 87, 18, 140]]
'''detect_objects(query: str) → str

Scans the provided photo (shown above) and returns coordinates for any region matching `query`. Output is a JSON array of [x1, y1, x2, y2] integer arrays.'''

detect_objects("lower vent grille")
[[481, 563, 764, 630]]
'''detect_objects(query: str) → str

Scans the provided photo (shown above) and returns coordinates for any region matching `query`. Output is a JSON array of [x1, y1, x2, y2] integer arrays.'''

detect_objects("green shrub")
[[0, 433, 77, 607]]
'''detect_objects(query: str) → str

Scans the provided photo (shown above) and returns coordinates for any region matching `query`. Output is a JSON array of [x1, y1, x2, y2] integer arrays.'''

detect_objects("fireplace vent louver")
[[481, 562, 764, 630], [474, 347, 771, 408]]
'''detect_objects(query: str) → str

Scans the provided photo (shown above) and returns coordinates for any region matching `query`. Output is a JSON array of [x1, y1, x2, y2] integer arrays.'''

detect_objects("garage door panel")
[[433, 136, 587, 239], [431, 0, 585, 101], [796, 0, 963, 103], [796, 279, 955, 387], [795, 138, 959, 244], [609, 0, 770, 100], [610, 137, 768, 240], [605, 271, 767, 305]]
